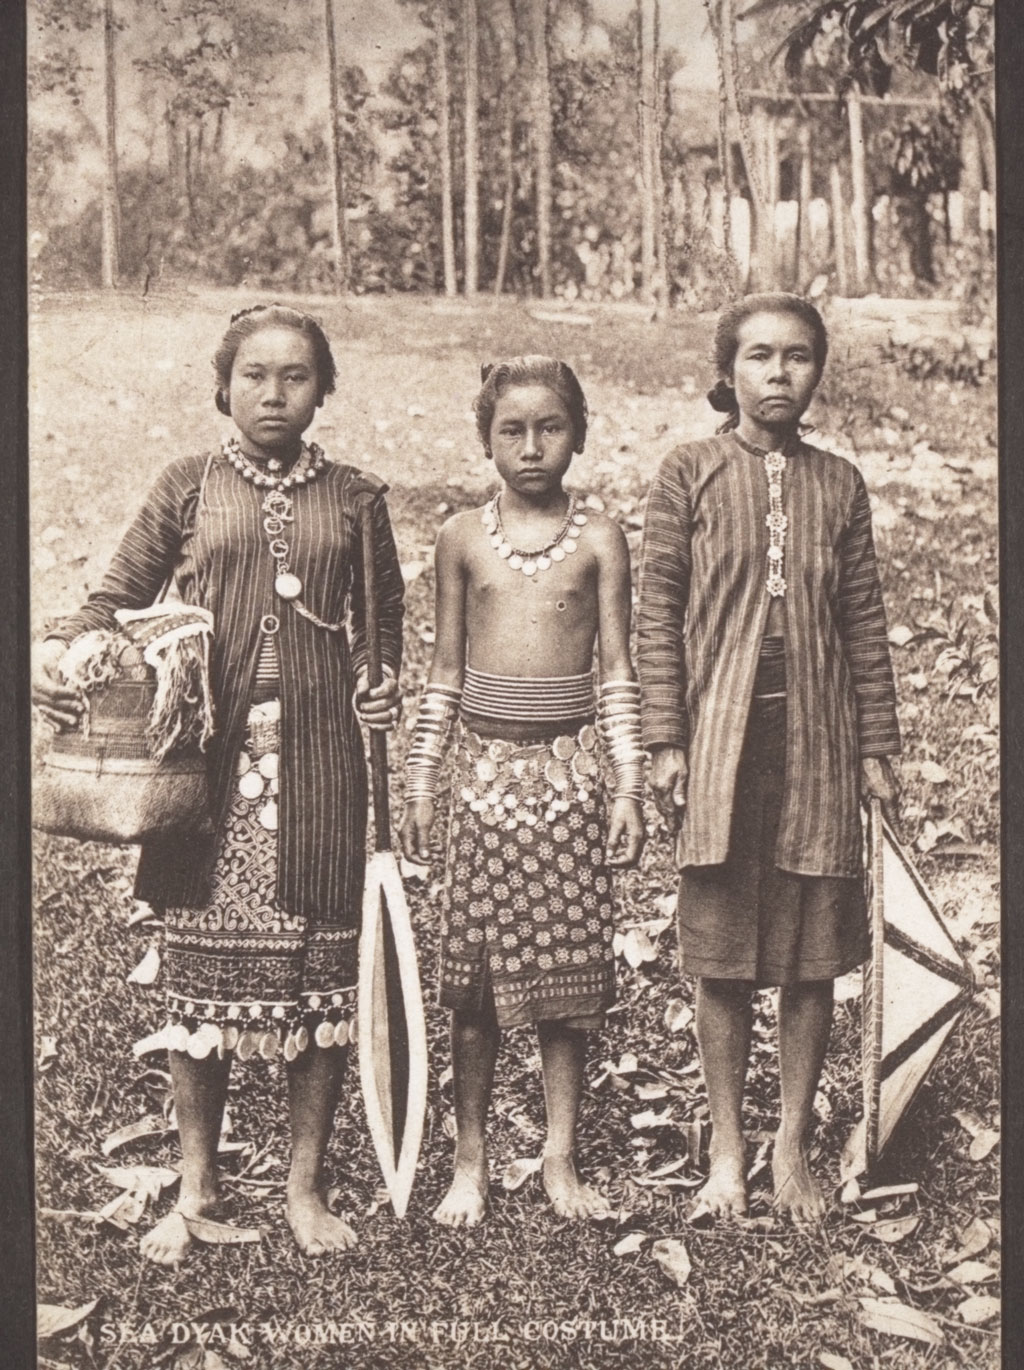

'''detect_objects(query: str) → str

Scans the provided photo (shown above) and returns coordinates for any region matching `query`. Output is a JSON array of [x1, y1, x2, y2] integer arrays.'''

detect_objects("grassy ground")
[[31, 290, 999, 1369]]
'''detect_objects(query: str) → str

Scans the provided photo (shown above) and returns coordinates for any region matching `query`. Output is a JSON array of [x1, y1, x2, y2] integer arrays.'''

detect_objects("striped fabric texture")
[[637, 433, 900, 878], [52, 451, 405, 923], [461, 667, 595, 722]]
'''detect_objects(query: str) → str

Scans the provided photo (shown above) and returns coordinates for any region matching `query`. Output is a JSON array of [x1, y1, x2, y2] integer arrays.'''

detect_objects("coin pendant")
[[259, 800, 279, 831], [579, 724, 597, 750], [239, 770, 264, 800], [563, 537, 579, 554], [258, 752, 279, 780], [488, 740, 510, 762], [275, 572, 303, 600], [521, 560, 538, 576], [259, 1031, 280, 1060], [507, 554, 524, 570], [236, 752, 252, 775], [476, 756, 498, 783], [283, 1034, 298, 1063], [497, 542, 513, 559], [166, 1023, 190, 1053], [222, 1025, 240, 1052], [315, 1020, 336, 1049], [187, 1031, 213, 1059], [294, 1025, 309, 1053], [235, 1030, 257, 1061], [536, 555, 552, 571], [553, 734, 576, 760], [348, 1016, 358, 1045], [333, 1018, 350, 1047], [550, 546, 567, 562]]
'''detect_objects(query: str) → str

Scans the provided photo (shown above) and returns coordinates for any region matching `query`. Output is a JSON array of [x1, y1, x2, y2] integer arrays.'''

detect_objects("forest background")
[[27, 2, 1002, 1369]]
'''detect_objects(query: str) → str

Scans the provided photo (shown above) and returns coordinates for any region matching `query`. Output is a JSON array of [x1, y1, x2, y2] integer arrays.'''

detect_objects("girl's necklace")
[[480, 491, 588, 576], [223, 437, 343, 632]]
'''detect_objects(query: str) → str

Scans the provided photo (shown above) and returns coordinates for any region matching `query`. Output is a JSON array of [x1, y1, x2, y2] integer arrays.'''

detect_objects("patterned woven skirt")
[[161, 700, 357, 1061], [677, 641, 868, 986], [440, 722, 616, 1029]]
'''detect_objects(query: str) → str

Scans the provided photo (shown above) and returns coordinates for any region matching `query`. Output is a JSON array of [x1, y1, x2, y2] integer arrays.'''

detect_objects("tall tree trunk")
[[494, 102, 515, 295], [795, 119, 812, 286], [829, 161, 850, 295], [638, 0, 657, 304], [652, 0, 668, 312], [528, 0, 553, 297], [101, 0, 120, 289], [463, 0, 480, 295], [846, 87, 871, 293], [324, 0, 350, 293], [707, 0, 770, 287], [436, 3, 457, 296]]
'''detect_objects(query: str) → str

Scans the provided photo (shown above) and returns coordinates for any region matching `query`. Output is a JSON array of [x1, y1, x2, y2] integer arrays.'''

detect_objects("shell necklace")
[[481, 491, 588, 577], [763, 451, 788, 597], [223, 437, 343, 632]]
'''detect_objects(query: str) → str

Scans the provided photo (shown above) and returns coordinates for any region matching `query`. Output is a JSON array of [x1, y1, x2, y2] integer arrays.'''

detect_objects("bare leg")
[[773, 980, 833, 1221], [434, 1005, 500, 1227], [285, 1043, 355, 1254], [693, 977, 754, 1219], [140, 1049, 230, 1266], [538, 1021, 607, 1218]]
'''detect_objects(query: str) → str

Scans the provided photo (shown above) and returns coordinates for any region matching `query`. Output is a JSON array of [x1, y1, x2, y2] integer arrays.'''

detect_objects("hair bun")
[[480, 362, 494, 382], [707, 379, 737, 413]]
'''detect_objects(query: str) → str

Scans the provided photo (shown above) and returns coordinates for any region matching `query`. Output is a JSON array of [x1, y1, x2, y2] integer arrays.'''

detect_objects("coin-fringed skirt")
[[676, 640, 869, 986], [161, 700, 357, 1062], [440, 723, 616, 1029]]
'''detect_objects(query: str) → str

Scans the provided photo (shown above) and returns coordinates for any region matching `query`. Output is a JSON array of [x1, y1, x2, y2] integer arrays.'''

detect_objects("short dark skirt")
[[677, 643, 868, 986]]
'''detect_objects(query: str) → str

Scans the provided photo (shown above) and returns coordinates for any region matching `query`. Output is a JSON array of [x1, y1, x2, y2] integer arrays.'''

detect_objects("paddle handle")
[[359, 499, 392, 849]]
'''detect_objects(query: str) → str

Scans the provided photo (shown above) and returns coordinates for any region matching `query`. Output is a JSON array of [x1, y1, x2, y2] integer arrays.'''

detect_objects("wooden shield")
[[842, 799, 974, 1181]]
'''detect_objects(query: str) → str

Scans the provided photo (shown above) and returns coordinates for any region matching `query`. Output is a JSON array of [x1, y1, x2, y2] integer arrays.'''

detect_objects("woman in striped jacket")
[[32, 305, 405, 1265], [637, 294, 900, 1222]]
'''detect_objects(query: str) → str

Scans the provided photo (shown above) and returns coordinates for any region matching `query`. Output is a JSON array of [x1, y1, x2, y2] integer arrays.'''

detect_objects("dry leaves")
[[183, 1216, 262, 1246], [858, 1298, 944, 1346], [957, 1294, 1000, 1325], [953, 1109, 1000, 1160], [650, 1236, 692, 1287], [126, 944, 161, 985], [501, 1156, 543, 1192], [101, 1116, 174, 1156], [37, 1300, 99, 1339]]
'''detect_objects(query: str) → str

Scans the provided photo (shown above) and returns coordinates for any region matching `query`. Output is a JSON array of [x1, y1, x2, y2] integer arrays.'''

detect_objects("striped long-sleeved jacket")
[[51, 451, 405, 922], [637, 432, 900, 878]]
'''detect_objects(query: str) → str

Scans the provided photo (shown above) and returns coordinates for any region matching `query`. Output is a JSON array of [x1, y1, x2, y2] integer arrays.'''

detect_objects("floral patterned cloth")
[[439, 725, 616, 1028]]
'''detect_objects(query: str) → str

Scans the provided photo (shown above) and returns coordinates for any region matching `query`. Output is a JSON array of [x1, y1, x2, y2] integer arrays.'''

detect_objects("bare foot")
[[139, 1189, 219, 1267], [286, 1188, 357, 1255], [772, 1134, 826, 1222], [542, 1154, 608, 1219], [691, 1146, 748, 1222], [434, 1160, 489, 1227]]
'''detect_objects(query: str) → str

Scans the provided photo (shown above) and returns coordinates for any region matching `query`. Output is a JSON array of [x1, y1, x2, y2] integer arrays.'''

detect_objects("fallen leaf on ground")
[[502, 1156, 542, 1191], [663, 998, 693, 1033], [37, 1300, 99, 1339], [947, 1215, 996, 1263], [630, 1107, 674, 1129], [98, 1165, 179, 1200], [37, 1036, 58, 1070], [612, 1231, 647, 1256], [127, 901, 160, 927], [947, 1260, 997, 1284], [919, 760, 949, 784], [957, 1294, 1000, 1325], [859, 1182, 919, 1202], [651, 1236, 692, 1286], [858, 1298, 944, 1345], [99, 1189, 148, 1229], [127, 945, 160, 984], [101, 1116, 173, 1155], [968, 1129, 1000, 1161], [888, 624, 915, 647], [818, 1354, 854, 1370], [615, 928, 658, 968], [869, 1267, 897, 1295], [634, 1082, 669, 1101], [647, 1157, 689, 1179], [952, 1108, 985, 1137], [840, 1178, 861, 1205], [38, 1208, 103, 1225], [183, 1216, 262, 1245], [867, 1215, 920, 1244]]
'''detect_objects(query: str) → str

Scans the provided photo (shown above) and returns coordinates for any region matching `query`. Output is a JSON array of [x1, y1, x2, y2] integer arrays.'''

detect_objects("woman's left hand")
[[861, 756, 900, 829], [354, 670, 402, 732]]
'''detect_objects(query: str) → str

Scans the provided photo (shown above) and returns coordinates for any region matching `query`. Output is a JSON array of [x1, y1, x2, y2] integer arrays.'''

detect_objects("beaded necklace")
[[480, 491, 588, 577], [223, 437, 343, 633]]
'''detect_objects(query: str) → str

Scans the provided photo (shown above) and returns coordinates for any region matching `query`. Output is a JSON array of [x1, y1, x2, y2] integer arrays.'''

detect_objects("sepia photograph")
[[25, 1, 1003, 1366]]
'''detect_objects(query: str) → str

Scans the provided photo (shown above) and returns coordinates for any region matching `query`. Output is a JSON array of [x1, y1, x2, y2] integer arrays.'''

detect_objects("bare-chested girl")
[[400, 356, 645, 1226]]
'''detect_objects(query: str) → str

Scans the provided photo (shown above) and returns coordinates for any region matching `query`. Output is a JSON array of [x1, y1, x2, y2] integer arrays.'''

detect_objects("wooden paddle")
[[356, 499, 428, 1218]]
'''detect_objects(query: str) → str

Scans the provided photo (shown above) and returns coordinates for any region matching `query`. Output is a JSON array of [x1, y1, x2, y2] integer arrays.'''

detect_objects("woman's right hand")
[[649, 744, 688, 832], [32, 639, 84, 730], [400, 798, 435, 866]]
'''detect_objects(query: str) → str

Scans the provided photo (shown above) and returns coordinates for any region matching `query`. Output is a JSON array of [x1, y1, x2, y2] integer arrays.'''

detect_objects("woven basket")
[[34, 643, 211, 844]]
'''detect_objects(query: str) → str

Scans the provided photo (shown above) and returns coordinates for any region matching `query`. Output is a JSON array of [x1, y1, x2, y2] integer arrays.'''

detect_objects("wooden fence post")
[[829, 162, 850, 297], [846, 88, 871, 293]]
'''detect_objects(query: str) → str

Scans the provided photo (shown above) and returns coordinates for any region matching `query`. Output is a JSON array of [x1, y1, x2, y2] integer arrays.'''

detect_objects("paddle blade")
[[358, 851, 428, 1218]]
